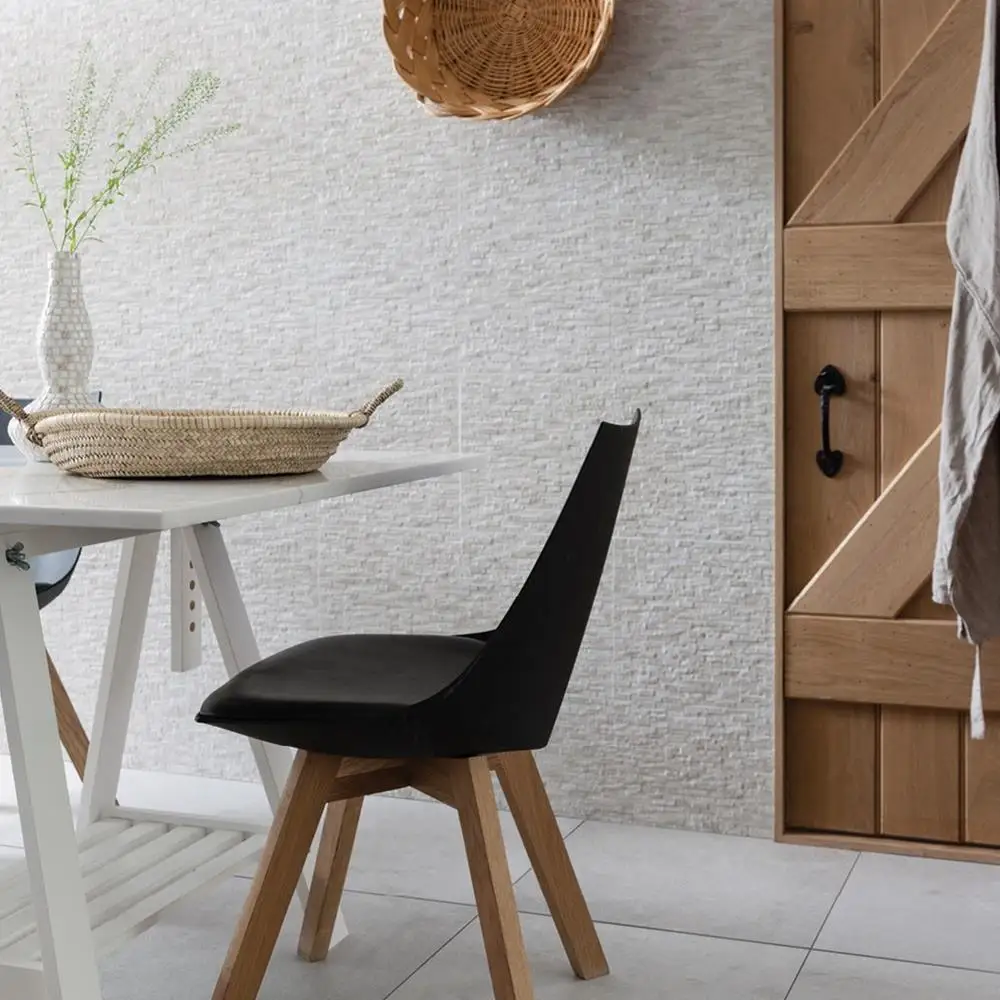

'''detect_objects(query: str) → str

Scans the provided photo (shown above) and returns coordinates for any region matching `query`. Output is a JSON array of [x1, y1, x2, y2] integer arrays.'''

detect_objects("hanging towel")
[[933, 0, 1000, 740]]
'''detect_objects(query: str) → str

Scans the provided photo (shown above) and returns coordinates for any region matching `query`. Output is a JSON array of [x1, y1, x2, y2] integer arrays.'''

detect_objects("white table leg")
[[80, 534, 160, 828], [0, 550, 103, 1000], [184, 522, 346, 944]]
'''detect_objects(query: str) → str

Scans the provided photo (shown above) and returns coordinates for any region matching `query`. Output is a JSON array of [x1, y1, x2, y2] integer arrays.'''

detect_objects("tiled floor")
[[2, 766, 1000, 999]]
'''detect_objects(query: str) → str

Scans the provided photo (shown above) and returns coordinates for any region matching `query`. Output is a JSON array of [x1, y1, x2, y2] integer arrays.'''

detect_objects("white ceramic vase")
[[9, 251, 97, 462]]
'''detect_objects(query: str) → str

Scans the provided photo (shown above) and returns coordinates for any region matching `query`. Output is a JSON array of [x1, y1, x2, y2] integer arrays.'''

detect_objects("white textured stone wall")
[[0, 0, 773, 835]]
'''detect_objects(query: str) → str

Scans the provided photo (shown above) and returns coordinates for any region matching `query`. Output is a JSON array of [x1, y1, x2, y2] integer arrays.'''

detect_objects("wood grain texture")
[[212, 752, 337, 1000], [783, 830, 1000, 864], [780, 0, 879, 838], [774, 0, 788, 841], [880, 707, 961, 840], [298, 797, 363, 963], [790, 427, 939, 617], [878, 0, 965, 849], [783, 0, 877, 213], [784, 700, 877, 834], [451, 757, 535, 1000], [785, 615, 996, 709], [791, 0, 981, 224], [965, 717, 1000, 844], [783, 223, 952, 311], [783, 316, 878, 600], [47, 653, 90, 784], [496, 752, 608, 980]]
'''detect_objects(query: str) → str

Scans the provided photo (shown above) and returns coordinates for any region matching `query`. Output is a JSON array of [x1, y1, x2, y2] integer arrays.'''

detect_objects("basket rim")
[[33, 407, 370, 428], [385, 0, 615, 120]]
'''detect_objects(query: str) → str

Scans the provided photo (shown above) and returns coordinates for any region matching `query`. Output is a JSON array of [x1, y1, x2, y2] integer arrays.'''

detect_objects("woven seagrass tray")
[[0, 380, 403, 480], [383, 0, 614, 121]]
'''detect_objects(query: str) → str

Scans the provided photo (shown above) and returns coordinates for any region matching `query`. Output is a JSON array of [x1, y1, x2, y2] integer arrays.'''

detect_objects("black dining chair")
[[197, 410, 641, 1000], [2, 401, 92, 782]]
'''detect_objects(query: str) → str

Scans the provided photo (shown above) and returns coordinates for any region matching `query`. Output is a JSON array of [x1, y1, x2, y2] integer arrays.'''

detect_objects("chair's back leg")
[[450, 756, 535, 1000], [47, 652, 89, 783], [495, 751, 608, 980], [212, 751, 337, 1000], [298, 796, 364, 962]]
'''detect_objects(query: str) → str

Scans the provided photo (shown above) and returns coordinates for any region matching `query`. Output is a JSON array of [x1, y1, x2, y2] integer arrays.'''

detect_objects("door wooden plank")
[[965, 718, 1000, 844], [785, 615, 996, 709], [784, 316, 878, 600], [879, 0, 965, 848], [790, 0, 981, 225], [781, 0, 878, 838], [784, 0, 878, 214], [883, 0, 956, 625], [783, 223, 952, 311], [785, 700, 877, 834], [880, 707, 961, 841], [790, 427, 939, 616]]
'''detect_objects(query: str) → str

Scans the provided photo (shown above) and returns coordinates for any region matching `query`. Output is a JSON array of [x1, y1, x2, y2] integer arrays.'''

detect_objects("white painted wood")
[[186, 521, 348, 941], [0, 526, 146, 558], [170, 529, 203, 673], [0, 557, 102, 1000], [0, 823, 162, 923], [106, 804, 270, 836], [91, 833, 265, 956], [0, 451, 479, 531], [0, 820, 128, 899], [0, 956, 46, 1000], [79, 534, 160, 828], [184, 524, 291, 802], [0, 824, 173, 951]]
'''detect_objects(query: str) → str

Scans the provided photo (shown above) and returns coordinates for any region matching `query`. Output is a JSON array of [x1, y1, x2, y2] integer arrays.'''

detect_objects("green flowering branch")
[[11, 46, 240, 253]]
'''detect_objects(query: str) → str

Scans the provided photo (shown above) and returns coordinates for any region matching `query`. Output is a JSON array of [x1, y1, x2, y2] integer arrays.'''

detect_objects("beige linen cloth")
[[934, 0, 1000, 739]]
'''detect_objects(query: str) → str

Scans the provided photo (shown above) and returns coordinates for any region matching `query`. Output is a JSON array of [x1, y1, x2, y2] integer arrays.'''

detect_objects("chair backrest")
[[1, 397, 91, 609], [434, 410, 641, 755]]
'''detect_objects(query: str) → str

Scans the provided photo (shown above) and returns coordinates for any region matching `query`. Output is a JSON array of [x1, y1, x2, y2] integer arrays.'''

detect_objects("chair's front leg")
[[213, 751, 339, 1000], [450, 756, 535, 1000], [495, 751, 608, 979], [0, 551, 102, 1000]]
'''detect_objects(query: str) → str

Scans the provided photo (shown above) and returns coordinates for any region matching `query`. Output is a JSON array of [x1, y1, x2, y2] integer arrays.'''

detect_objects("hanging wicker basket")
[[0, 380, 403, 480], [383, 0, 614, 121]]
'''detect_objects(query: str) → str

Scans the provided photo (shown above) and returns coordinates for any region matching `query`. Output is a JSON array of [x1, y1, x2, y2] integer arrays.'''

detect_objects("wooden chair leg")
[[212, 751, 338, 1000], [47, 651, 91, 783], [298, 796, 363, 962], [495, 751, 608, 980], [450, 756, 535, 1000]]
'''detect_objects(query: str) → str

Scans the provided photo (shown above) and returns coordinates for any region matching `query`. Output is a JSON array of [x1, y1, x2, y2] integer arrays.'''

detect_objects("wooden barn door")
[[777, 0, 1000, 854]]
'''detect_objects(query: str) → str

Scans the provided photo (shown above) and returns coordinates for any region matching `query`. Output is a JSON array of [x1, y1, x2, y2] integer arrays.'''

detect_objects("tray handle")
[[0, 389, 43, 445], [353, 379, 404, 426]]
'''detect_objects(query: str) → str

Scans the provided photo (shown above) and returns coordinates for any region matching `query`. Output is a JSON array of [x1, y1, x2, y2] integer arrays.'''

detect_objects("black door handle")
[[814, 365, 846, 478]]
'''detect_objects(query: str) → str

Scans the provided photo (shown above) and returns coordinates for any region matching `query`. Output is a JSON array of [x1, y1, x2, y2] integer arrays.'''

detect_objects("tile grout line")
[[779, 851, 863, 998], [381, 910, 481, 1000], [781, 951, 811, 1000], [809, 947, 1000, 979], [809, 851, 861, 950], [328, 885, 827, 956]]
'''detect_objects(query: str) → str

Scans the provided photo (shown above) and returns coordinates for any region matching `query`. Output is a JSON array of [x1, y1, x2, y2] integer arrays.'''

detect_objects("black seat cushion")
[[196, 634, 485, 758]]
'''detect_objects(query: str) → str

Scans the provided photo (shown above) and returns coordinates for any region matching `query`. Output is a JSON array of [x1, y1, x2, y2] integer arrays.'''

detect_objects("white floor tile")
[[100, 878, 476, 1000], [391, 912, 805, 1000], [516, 821, 857, 948], [788, 951, 1000, 999], [342, 794, 579, 905], [816, 851, 1000, 972]]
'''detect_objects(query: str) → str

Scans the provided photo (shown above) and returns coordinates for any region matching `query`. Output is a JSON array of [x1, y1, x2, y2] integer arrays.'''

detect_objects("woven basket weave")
[[0, 380, 403, 480], [383, 0, 614, 121]]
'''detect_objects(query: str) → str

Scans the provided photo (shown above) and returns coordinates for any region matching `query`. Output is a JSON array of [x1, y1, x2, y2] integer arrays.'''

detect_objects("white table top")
[[0, 451, 478, 531]]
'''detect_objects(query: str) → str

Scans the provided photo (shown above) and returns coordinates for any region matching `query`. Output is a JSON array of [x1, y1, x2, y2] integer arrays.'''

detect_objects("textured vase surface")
[[9, 251, 97, 461]]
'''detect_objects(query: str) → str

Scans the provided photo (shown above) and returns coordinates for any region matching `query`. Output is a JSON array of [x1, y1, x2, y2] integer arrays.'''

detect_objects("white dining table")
[[0, 450, 477, 1000]]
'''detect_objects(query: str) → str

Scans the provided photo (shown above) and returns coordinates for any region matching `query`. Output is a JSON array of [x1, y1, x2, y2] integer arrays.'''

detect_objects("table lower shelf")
[[0, 816, 264, 980]]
